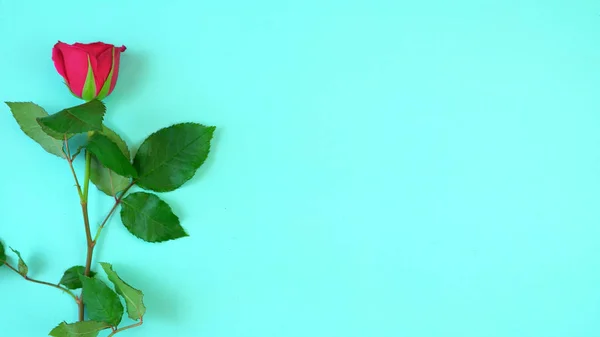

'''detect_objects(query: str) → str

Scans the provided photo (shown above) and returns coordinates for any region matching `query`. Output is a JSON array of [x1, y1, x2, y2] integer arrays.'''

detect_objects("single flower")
[[52, 41, 126, 101]]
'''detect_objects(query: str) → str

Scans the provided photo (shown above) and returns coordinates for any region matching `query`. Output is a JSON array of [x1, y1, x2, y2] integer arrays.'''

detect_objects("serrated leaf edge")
[[49, 320, 111, 337], [5, 101, 66, 158], [134, 122, 216, 192], [120, 192, 188, 243], [100, 262, 146, 320], [37, 100, 106, 134]]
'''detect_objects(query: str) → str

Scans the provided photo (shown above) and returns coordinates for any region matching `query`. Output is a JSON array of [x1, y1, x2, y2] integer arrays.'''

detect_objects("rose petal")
[[93, 47, 115, 95], [108, 46, 126, 95], [73, 42, 113, 56], [57, 43, 91, 97], [52, 41, 68, 81]]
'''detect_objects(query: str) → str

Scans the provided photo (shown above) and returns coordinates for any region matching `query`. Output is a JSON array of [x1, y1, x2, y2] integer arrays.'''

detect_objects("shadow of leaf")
[[104, 262, 186, 324]]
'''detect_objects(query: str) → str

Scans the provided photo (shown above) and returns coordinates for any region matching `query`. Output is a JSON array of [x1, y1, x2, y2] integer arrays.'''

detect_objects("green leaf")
[[5, 102, 66, 158], [80, 276, 124, 326], [9, 248, 28, 276], [134, 123, 215, 192], [100, 263, 146, 320], [60, 266, 97, 290], [37, 100, 105, 137], [120, 192, 187, 243], [39, 120, 69, 140], [0, 241, 6, 266], [90, 126, 132, 196], [86, 133, 137, 179], [49, 321, 110, 337]]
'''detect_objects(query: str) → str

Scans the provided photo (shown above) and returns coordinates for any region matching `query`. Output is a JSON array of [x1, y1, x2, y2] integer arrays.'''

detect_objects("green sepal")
[[96, 49, 115, 100], [81, 57, 97, 101]]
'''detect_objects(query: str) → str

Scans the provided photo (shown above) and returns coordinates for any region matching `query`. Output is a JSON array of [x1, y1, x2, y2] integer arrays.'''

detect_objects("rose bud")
[[52, 41, 126, 101]]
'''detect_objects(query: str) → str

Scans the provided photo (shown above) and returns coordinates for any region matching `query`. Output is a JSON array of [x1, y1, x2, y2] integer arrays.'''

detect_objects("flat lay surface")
[[1, 0, 600, 336]]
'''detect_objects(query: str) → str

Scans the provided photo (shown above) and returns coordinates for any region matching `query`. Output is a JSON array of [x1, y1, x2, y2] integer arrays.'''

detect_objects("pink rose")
[[52, 41, 126, 101]]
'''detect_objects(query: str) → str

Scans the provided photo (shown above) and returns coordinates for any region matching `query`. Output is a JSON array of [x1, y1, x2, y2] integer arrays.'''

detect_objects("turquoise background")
[[1, 0, 600, 336]]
